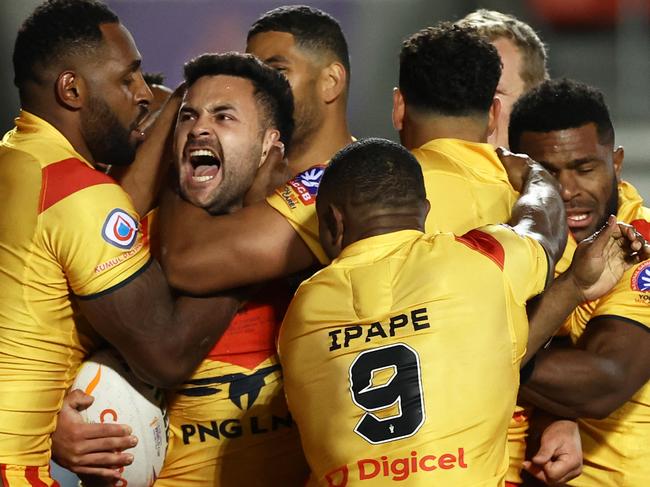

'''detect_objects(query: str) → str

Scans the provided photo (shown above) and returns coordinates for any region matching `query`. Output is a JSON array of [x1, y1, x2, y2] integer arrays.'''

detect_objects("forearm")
[[158, 187, 315, 294], [523, 272, 583, 364], [119, 93, 181, 216], [520, 348, 623, 418], [509, 165, 566, 266]]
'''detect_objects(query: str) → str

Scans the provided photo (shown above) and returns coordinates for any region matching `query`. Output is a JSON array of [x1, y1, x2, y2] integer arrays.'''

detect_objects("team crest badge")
[[631, 261, 650, 292], [102, 209, 138, 250]]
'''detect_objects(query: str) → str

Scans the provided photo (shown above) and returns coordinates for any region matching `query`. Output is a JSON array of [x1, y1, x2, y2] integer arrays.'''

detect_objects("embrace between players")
[[1, 1, 649, 487]]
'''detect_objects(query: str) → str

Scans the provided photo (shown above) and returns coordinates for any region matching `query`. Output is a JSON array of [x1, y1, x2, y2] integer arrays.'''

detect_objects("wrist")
[[556, 268, 586, 306]]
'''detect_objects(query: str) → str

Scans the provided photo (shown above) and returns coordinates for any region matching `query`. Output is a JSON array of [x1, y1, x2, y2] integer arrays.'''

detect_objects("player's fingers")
[[77, 433, 138, 453], [71, 465, 125, 480], [65, 389, 95, 410], [68, 450, 134, 470], [77, 422, 133, 441], [522, 461, 548, 483]]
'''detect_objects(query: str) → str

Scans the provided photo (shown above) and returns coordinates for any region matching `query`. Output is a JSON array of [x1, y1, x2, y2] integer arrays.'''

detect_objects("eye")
[[122, 74, 135, 86], [179, 112, 195, 122], [216, 113, 235, 121], [576, 165, 594, 174]]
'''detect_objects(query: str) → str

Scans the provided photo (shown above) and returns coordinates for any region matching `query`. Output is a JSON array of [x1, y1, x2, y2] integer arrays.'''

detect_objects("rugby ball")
[[72, 349, 168, 487]]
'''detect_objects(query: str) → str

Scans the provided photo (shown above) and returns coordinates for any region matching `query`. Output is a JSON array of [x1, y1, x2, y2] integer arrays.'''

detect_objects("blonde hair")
[[458, 9, 548, 91]]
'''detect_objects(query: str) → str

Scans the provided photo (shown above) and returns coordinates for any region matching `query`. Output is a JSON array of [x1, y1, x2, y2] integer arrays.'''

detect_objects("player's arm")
[[523, 218, 649, 362], [115, 86, 183, 216], [158, 185, 317, 295], [520, 316, 650, 418], [77, 260, 242, 389]]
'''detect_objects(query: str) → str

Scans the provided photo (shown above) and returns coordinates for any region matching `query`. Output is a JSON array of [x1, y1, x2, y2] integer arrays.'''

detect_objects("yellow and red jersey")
[[279, 227, 548, 486], [155, 283, 308, 486], [0, 111, 150, 466]]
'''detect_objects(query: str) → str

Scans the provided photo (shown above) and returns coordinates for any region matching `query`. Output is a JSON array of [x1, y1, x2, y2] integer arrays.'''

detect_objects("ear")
[[487, 96, 501, 138], [321, 203, 344, 256], [56, 71, 84, 110], [392, 88, 405, 131], [613, 146, 624, 181], [259, 128, 281, 167], [420, 198, 431, 225], [321, 61, 346, 104]]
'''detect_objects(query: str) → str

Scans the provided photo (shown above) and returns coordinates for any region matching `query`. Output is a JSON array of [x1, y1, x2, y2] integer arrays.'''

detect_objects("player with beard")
[[510, 79, 650, 487], [0, 1, 244, 484], [154, 53, 308, 487], [159, 5, 354, 291]]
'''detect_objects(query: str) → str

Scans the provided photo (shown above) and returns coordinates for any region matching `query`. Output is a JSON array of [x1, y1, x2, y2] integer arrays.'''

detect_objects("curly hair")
[[247, 5, 350, 81], [509, 78, 614, 152], [319, 138, 426, 211], [13, 0, 118, 91], [399, 23, 501, 116], [184, 52, 295, 151], [458, 9, 548, 90]]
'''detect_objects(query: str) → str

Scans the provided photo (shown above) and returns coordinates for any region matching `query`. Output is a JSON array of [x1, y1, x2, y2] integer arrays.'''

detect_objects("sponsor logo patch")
[[102, 209, 138, 250], [631, 261, 650, 292]]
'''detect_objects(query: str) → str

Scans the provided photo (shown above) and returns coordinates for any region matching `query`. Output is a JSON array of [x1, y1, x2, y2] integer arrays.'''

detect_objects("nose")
[[189, 114, 211, 139], [134, 72, 153, 108], [557, 171, 579, 202]]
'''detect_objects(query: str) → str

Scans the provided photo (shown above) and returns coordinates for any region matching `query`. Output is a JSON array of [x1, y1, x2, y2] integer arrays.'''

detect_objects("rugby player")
[[279, 137, 644, 487], [159, 5, 354, 290], [510, 79, 650, 486], [458, 9, 549, 148], [0, 1, 243, 484], [457, 10, 565, 485]]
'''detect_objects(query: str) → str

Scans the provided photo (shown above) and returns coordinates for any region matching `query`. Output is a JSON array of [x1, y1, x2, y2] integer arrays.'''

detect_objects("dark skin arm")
[[521, 316, 650, 419], [158, 174, 317, 295], [77, 260, 240, 389], [114, 86, 183, 216]]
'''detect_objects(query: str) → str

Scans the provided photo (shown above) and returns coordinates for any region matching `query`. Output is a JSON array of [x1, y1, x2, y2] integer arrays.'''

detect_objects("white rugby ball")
[[72, 349, 168, 487]]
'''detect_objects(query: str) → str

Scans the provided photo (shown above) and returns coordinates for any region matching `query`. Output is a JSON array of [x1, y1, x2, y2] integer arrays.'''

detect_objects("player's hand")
[[51, 389, 136, 480], [495, 147, 534, 193], [568, 215, 650, 301], [244, 142, 290, 206], [523, 419, 583, 485]]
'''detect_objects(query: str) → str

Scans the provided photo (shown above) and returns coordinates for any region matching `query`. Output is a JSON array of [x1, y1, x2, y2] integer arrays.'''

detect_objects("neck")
[[24, 100, 96, 165], [343, 210, 424, 249], [400, 111, 489, 150], [288, 104, 352, 174]]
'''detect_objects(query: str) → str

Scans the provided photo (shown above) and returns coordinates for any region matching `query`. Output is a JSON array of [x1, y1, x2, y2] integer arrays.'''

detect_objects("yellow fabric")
[[0, 111, 150, 465], [279, 227, 547, 486], [268, 138, 534, 482], [413, 139, 519, 235], [156, 286, 308, 486], [0, 464, 57, 486], [559, 182, 650, 487], [266, 164, 329, 264]]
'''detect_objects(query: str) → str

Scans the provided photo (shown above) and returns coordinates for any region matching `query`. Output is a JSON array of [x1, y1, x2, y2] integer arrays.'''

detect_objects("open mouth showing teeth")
[[189, 149, 221, 183]]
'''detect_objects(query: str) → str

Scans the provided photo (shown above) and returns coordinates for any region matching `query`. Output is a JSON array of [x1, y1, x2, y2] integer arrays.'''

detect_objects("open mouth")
[[189, 148, 221, 183]]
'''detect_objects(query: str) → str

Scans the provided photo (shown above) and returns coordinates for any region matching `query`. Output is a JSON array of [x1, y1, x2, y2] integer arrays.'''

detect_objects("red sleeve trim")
[[455, 229, 505, 270], [39, 158, 115, 213], [630, 219, 650, 241]]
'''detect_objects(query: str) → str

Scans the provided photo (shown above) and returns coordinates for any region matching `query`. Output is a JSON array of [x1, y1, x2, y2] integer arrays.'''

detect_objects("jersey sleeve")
[[590, 260, 650, 329], [265, 164, 329, 265], [42, 181, 152, 298], [474, 224, 549, 305]]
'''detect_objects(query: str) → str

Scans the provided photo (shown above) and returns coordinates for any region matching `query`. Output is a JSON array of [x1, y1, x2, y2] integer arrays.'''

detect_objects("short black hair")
[[248, 5, 350, 80], [143, 72, 165, 86], [509, 78, 615, 152], [319, 138, 426, 211], [13, 0, 118, 90], [183, 52, 295, 150], [399, 22, 501, 116]]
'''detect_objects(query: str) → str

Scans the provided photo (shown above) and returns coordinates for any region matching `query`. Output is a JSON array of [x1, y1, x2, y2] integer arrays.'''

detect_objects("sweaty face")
[[518, 123, 621, 242], [80, 23, 152, 166], [490, 37, 526, 149], [247, 31, 323, 147], [174, 75, 266, 214]]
